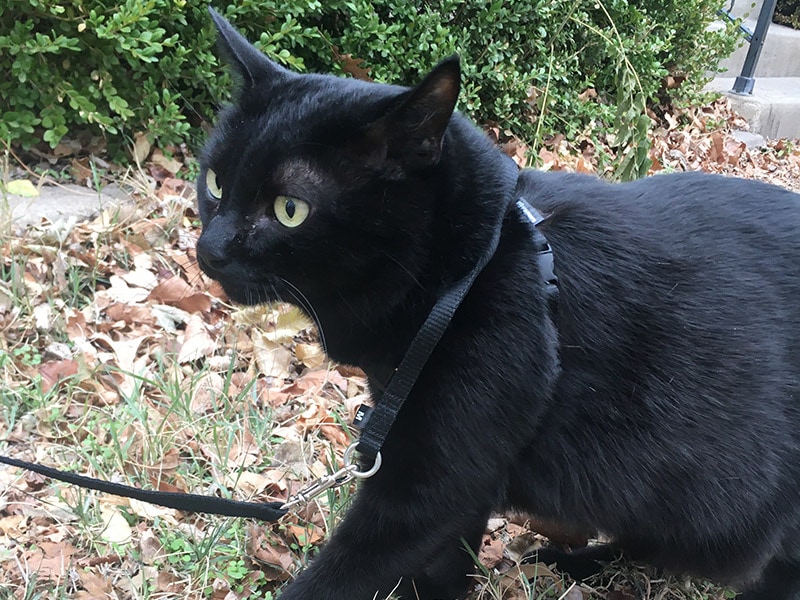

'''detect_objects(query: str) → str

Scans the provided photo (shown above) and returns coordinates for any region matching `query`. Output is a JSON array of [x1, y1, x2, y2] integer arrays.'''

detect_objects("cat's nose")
[[196, 214, 237, 274], [195, 236, 228, 273]]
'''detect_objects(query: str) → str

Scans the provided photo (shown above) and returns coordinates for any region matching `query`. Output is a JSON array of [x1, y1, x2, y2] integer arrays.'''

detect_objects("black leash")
[[0, 453, 288, 520], [355, 156, 522, 461], [0, 157, 559, 521]]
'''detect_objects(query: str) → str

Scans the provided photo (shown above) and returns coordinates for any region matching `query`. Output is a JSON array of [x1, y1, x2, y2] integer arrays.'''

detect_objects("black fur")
[[197, 10, 800, 599]]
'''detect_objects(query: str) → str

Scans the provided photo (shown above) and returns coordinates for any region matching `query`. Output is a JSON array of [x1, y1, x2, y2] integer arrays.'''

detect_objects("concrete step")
[[706, 77, 800, 139], [718, 22, 800, 77]]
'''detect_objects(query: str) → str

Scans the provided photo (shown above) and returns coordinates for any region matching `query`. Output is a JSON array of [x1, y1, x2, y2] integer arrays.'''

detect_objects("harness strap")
[[517, 197, 560, 318]]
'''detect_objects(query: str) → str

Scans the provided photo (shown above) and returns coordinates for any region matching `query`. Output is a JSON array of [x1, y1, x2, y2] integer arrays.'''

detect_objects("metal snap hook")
[[280, 442, 382, 510]]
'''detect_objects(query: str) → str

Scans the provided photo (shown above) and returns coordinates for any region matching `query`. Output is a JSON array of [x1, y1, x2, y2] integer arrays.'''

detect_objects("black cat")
[[196, 10, 800, 600]]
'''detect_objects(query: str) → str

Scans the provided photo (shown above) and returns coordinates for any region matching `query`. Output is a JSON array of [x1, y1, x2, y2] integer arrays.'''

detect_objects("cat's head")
[[196, 9, 462, 322]]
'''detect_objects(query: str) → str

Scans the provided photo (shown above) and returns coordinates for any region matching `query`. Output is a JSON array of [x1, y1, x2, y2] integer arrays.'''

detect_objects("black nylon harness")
[[0, 158, 558, 522]]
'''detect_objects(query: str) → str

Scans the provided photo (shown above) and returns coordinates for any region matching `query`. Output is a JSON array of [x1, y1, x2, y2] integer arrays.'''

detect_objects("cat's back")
[[519, 169, 799, 245], [518, 169, 800, 293]]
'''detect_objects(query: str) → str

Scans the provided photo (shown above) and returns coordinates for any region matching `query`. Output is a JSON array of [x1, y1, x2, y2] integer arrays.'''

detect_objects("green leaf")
[[5, 179, 39, 197]]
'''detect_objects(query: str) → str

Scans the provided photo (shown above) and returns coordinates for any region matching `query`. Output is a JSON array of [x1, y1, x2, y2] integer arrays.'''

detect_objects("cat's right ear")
[[208, 7, 288, 92]]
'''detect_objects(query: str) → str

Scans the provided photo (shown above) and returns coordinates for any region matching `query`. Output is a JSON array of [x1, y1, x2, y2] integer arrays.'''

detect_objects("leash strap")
[[356, 157, 522, 462], [0, 454, 287, 520]]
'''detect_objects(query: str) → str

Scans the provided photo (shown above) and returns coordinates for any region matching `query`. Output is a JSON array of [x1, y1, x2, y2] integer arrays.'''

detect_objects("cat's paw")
[[522, 544, 620, 581]]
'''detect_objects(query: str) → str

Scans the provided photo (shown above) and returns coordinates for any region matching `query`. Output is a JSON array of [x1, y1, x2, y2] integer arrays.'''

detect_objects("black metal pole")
[[732, 0, 780, 94]]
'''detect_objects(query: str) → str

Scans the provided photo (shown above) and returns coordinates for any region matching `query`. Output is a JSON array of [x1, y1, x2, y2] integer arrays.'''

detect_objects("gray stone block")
[[1, 183, 135, 234]]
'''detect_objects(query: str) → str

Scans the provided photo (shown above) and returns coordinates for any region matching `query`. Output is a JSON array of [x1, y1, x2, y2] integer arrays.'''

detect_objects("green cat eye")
[[206, 168, 222, 200], [274, 196, 309, 228]]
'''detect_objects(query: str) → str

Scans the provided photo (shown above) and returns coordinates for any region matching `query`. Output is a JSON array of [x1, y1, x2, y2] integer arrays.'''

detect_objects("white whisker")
[[279, 277, 328, 356]]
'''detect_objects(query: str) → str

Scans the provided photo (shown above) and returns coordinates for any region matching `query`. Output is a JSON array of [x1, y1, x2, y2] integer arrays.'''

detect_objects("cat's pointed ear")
[[387, 56, 461, 168], [208, 7, 288, 91]]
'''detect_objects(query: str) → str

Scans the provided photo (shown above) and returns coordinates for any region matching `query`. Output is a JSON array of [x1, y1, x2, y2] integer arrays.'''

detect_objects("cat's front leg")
[[400, 518, 489, 599], [276, 459, 502, 600]]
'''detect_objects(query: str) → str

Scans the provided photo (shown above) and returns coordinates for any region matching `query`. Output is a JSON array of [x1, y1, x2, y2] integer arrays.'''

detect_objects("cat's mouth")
[[196, 256, 281, 306], [213, 273, 284, 306], [218, 282, 276, 306]]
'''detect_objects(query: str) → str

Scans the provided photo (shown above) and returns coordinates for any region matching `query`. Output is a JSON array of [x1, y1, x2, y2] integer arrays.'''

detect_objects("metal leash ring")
[[343, 441, 382, 479]]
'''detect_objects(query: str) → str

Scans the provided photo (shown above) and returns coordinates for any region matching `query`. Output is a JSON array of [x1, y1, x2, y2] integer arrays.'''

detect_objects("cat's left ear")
[[385, 56, 461, 168]]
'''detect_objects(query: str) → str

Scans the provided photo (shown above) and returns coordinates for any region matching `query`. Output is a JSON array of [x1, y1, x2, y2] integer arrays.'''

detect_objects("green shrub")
[[774, 0, 800, 29], [1, 0, 739, 171]]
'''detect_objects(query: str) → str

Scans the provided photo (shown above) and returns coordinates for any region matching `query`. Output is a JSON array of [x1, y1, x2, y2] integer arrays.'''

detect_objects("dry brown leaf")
[[105, 302, 156, 327], [106, 274, 150, 304], [478, 535, 505, 569], [504, 532, 540, 563], [132, 132, 152, 164], [145, 447, 182, 477], [120, 266, 158, 290], [226, 471, 272, 496], [724, 138, 746, 166], [190, 371, 226, 413], [248, 526, 295, 581], [255, 468, 290, 492], [99, 505, 133, 544], [538, 148, 559, 171], [271, 439, 311, 475], [39, 359, 79, 393], [178, 314, 216, 363], [149, 275, 211, 313], [575, 156, 595, 174], [265, 306, 313, 343], [128, 498, 179, 521], [253, 331, 294, 380], [78, 567, 113, 597], [332, 46, 372, 81], [157, 177, 193, 203], [288, 523, 323, 546], [228, 429, 262, 468], [320, 424, 349, 448], [92, 333, 148, 396], [156, 570, 184, 593], [0, 515, 26, 536], [295, 342, 325, 369], [70, 158, 93, 185], [129, 218, 171, 249], [140, 529, 165, 565], [75, 376, 119, 406], [170, 249, 205, 284], [151, 149, 183, 175], [22, 541, 78, 581]]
